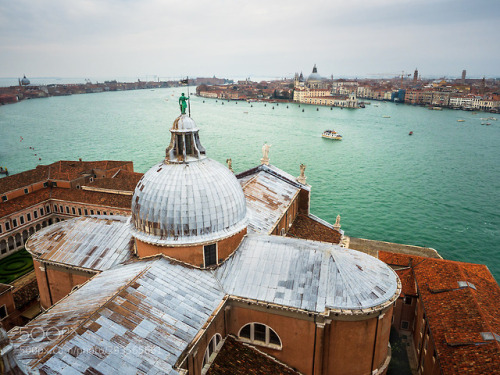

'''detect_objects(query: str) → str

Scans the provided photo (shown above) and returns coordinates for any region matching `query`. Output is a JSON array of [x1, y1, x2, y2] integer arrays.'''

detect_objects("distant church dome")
[[130, 114, 247, 246], [307, 64, 322, 81], [20, 75, 30, 86]]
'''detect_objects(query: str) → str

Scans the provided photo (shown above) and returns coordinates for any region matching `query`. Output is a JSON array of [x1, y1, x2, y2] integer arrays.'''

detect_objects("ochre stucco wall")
[[34, 259, 94, 309], [136, 228, 246, 267], [226, 304, 316, 375]]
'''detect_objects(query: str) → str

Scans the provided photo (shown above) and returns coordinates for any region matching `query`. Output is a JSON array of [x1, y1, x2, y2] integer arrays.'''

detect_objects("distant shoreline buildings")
[[196, 67, 500, 113], [2, 71, 499, 113]]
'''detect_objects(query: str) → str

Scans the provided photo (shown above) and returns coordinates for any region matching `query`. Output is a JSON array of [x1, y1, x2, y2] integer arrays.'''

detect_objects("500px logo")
[[11, 326, 70, 343]]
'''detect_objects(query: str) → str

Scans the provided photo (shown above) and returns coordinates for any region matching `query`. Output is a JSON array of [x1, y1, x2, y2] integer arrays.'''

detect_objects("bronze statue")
[[179, 93, 189, 114]]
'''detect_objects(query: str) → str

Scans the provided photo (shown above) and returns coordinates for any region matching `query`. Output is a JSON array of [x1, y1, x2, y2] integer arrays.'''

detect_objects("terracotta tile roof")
[[287, 213, 341, 244], [0, 187, 131, 218], [0, 188, 52, 217], [51, 188, 132, 210], [394, 268, 417, 296], [47, 160, 132, 180], [0, 166, 50, 194], [85, 169, 143, 191], [379, 251, 500, 374], [0, 160, 133, 194], [378, 251, 419, 267], [207, 336, 301, 375]]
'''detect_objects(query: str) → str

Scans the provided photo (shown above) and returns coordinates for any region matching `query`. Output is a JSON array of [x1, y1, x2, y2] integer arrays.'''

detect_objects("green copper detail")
[[179, 93, 189, 114]]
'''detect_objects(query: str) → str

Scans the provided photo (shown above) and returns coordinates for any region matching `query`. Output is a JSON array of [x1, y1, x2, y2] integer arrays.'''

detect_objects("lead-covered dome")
[[130, 114, 247, 246], [307, 64, 322, 81]]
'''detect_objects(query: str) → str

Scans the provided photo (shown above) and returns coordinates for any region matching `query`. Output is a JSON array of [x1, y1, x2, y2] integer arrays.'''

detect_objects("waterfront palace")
[[0, 108, 499, 374]]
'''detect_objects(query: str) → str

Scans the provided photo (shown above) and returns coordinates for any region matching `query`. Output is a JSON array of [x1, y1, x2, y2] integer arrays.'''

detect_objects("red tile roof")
[[0, 187, 132, 218], [51, 188, 132, 210], [0, 160, 132, 194], [287, 213, 341, 244], [85, 170, 143, 192], [0, 189, 52, 217], [395, 268, 417, 296], [379, 251, 500, 374], [207, 336, 301, 375]]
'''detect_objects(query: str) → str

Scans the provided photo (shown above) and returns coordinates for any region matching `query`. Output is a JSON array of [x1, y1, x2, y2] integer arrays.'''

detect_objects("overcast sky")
[[1, 0, 499, 81]]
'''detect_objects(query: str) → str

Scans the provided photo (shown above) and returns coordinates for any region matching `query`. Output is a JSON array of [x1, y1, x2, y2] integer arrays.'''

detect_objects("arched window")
[[201, 333, 222, 374], [238, 323, 282, 349]]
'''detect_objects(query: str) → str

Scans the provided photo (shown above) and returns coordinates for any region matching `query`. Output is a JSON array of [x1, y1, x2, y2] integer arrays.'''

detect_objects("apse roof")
[[26, 216, 133, 271], [216, 235, 400, 312]]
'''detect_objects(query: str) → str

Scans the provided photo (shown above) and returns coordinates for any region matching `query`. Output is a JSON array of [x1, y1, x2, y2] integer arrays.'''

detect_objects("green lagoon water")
[[0, 87, 499, 281]]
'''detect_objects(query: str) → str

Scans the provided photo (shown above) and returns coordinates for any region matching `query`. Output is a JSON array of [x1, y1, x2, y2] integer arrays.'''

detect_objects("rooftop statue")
[[297, 163, 307, 184], [261, 143, 272, 165], [179, 93, 189, 114]]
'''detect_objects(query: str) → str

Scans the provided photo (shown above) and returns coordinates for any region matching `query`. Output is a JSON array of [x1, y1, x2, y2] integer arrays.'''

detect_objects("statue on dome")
[[179, 93, 189, 114]]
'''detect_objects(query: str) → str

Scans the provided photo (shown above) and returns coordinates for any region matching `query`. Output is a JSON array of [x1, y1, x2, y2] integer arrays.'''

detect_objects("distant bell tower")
[[413, 68, 418, 83], [461, 69, 466, 84]]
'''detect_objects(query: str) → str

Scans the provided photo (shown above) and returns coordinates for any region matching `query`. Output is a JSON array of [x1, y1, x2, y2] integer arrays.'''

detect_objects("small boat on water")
[[0, 167, 9, 176], [409, 131, 413, 136], [322, 130, 342, 140], [457, 119, 465, 122], [382, 115, 390, 118]]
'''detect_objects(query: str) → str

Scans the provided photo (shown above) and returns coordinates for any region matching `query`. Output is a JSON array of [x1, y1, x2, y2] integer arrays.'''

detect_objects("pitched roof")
[[0, 160, 132, 195], [237, 164, 307, 234], [0, 187, 132, 218], [379, 251, 500, 374], [287, 213, 341, 244], [10, 257, 225, 374], [207, 336, 301, 375], [84, 169, 143, 192], [51, 187, 132, 209], [0, 188, 52, 217]]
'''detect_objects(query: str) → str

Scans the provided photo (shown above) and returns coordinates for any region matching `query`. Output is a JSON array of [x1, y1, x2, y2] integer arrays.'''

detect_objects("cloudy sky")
[[1, 0, 499, 81]]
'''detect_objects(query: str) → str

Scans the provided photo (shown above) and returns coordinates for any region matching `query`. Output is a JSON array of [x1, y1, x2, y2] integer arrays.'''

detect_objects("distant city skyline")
[[1, 0, 499, 80]]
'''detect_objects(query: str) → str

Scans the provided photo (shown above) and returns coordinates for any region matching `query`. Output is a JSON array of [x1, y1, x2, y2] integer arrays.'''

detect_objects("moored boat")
[[0, 167, 8, 176], [322, 130, 342, 140]]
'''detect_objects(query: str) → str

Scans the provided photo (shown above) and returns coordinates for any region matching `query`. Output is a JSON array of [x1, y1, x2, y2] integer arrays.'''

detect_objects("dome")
[[307, 72, 322, 81], [131, 158, 247, 245], [307, 64, 323, 81], [173, 115, 198, 132], [20, 75, 30, 86], [130, 113, 247, 246]]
